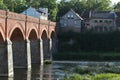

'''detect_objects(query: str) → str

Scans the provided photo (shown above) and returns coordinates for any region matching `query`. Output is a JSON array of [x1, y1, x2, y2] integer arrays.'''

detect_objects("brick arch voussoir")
[[8, 22, 25, 40], [49, 30, 56, 39], [0, 26, 5, 41], [40, 29, 48, 40], [27, 27, 39, 39]]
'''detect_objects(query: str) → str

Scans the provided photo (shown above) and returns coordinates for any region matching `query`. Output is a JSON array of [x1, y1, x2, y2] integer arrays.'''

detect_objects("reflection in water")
[[40, 65, 43, 80], [1, 62, 120, 80], [27, 69, 31, 80], [0, 63, 70, 80]]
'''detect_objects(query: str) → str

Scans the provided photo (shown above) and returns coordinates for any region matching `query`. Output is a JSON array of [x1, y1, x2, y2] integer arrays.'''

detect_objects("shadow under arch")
[[28, 29, 40, 64], [0, 32, 8, 75], [49, 31, 57, 57], [41, 30, 49, 60], [10, 28, 27, 68]]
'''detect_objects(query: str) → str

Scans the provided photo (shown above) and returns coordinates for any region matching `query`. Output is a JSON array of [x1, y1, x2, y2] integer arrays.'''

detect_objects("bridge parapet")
[[0, 10, 7, 18], [27, 16, 39, 23], [50, 22, 56, 26], [8, 11, 26, 20], [40, 19, 49, 25]]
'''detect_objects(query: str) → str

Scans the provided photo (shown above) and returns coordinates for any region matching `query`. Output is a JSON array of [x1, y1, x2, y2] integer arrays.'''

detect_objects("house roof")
[[70, 9, 83, 20], [21, 7, 48, 18], [62, 9, 83, 20], [81, 10, 117, 19], [21, 7, 41, 18], [91, 11, 117, 19]]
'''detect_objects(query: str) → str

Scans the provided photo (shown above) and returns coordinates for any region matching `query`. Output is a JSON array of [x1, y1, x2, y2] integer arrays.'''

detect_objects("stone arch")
[[10, 28, 24, 42], [50, 31, 56, 39], [0, 32, 4, 43], [40, 28, 48, 39], [41, 30, 49, 60], [10, 28, 27, 68], [0, 31, 7, 75], [28, 29, 40, 64], [27, 25, 38, 39], [0, 26, 5, 41], [8, 22, 25, 40], [49, 31, 57, 58]]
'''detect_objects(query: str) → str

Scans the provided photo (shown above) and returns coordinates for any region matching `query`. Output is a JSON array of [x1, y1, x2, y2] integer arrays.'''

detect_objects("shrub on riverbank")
[[63, 73, 120, 80], [53, 52, 120, 61], [58, 31, 120, 52]]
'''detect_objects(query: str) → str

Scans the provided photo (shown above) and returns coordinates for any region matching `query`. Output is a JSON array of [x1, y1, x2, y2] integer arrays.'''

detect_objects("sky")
[[111, 0, 120, 4]]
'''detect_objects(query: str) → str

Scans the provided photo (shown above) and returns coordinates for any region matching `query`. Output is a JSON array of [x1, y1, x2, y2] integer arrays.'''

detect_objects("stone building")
[[59, 9, 83, 32], [82, 10, 117, 32]]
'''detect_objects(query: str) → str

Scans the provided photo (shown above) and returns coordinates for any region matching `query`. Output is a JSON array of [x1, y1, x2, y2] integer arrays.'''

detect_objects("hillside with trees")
[[0, 0, 119, 21]]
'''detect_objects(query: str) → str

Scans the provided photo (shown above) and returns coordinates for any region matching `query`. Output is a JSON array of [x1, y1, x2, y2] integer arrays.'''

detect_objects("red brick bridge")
[[0, 10, 57, 77]]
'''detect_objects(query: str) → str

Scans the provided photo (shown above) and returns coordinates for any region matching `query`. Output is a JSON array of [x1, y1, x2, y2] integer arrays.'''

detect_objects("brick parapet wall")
[[0, 10, 56, 26]]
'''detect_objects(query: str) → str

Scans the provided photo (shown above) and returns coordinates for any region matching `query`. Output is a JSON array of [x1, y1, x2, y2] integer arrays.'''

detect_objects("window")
[[99, 20, 103, 23], [94, 20, 98, 23], [71, 14, 74, 19], [109, 20, 112, 23]]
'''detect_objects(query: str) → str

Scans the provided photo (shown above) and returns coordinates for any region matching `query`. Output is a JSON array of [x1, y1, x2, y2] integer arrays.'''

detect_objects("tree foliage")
[[57, 0, 112, 21], [114, 2, 120, 11], [0, 0, 119, 21]]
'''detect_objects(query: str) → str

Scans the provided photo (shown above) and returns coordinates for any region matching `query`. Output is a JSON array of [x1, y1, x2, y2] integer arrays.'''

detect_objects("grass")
[[53, 52, 120, 61], [63, 73, 120, 80]]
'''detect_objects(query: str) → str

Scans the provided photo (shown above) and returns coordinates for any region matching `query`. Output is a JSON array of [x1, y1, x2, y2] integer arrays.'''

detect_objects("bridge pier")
[[7, 40, 14, 77], [49, 38, 52, 60], [26, 39, 31, 70], [40, 39, 44, 65]]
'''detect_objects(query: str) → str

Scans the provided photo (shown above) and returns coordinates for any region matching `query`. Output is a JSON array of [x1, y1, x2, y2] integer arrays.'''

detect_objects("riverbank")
[[53, 52, 120, 61]]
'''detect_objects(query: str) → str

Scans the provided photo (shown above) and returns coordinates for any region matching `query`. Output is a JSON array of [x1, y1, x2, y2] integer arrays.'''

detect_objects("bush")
[[63, 74, 83, 80], [93, 73, 120, 80], [63, 73, 120, 80], [58, 31, 120, 52]]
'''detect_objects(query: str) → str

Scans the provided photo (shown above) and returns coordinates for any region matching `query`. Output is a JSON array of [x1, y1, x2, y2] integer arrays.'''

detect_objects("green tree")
[[0, 0, 7, 10], [3, 0, 27, 12], [57, 0, 112, 21], [39, 0, 58, 21], [114, 2, 120, 11]]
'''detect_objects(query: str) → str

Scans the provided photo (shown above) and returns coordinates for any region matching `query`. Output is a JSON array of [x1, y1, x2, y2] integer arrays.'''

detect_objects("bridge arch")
[[41, 30, 49, 60], [27, 25, 38, 39], [8, 22, 25, 40], [10, 28, 27, 68], [0, 29, 5, 42], [49, 31, 57, 59], [0, 30, 7, 75], [28, 29, 40, 64]]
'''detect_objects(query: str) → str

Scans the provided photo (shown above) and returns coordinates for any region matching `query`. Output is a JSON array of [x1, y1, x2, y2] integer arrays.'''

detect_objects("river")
[[1, 61, 120, 80]]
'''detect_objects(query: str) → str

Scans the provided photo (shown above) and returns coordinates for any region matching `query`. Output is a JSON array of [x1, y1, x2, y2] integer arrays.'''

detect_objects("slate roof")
[[91, 11, 117, 19], [61, 9, 83, 20], [21, 7, 48, 18], [21, 7, 41, 18], [81, 10, 117, 19]]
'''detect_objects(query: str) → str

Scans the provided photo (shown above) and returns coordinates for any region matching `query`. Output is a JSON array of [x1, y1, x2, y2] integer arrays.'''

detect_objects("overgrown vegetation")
[[54, 31, 120, 61], [63, 73, 120, 80]]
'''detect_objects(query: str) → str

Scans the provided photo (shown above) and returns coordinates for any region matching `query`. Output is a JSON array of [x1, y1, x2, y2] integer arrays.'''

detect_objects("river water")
[[1, 61, 120, 80]]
